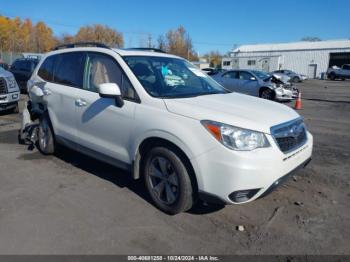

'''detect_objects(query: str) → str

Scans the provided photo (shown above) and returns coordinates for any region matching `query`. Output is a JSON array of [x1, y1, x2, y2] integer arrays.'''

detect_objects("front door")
[[75, 52, 138, 164]]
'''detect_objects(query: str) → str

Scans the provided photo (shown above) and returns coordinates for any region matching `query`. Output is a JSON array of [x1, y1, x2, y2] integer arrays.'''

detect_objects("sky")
[[1, 0, 349, 55]]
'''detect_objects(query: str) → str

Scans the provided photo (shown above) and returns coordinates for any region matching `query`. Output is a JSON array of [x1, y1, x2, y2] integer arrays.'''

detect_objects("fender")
[[131, 130, 195, 180]]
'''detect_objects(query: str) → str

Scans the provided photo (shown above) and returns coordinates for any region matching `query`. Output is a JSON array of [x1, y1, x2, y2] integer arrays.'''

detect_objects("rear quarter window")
[[38, 56, 56, 82], [53, 52, 85, 88]]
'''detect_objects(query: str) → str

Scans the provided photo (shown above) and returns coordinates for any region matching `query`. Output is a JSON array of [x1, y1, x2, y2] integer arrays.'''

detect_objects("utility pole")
[[147, 34, 152, 48]]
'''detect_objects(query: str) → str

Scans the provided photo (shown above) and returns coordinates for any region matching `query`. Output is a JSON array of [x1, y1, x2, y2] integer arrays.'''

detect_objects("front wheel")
[[260, 88, 275, 100], [329, 73, 336, 80], [143, 147, 194, 214], [292, 76, 301, 83], [38, 115, 55, 155]]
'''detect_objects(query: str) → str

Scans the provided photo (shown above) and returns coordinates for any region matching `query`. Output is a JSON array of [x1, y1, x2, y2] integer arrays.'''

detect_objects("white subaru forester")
[[27, 43, 313, 214]]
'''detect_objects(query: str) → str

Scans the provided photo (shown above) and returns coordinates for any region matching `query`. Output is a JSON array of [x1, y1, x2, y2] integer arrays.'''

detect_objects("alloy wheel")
[[148, 156, 179, 205]]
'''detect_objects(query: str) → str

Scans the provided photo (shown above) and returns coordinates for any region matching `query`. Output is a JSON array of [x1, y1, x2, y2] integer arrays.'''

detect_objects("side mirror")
[[250, 77, 257, 81], [98, 83, 124, 108]]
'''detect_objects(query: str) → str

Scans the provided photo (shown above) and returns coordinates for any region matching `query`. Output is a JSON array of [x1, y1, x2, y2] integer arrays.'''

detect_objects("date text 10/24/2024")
[[127, 256, 220, 261]]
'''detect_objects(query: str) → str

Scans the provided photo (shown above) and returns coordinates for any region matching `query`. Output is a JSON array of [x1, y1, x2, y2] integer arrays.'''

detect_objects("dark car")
[[202, 68, 227, 76], [0, 62, 10, 71], [10, 58, 39, 92]]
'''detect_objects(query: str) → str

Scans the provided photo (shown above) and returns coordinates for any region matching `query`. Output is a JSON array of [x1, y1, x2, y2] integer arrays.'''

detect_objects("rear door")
[[219, 71, 239, 91], [37, 52, 85, 143], [74, 52, 138, 164], [237, 71, 259, 96]]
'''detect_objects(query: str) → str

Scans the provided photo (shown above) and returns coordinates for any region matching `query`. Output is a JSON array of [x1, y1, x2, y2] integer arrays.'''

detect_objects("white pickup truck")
[[327, 64, 350, 80]]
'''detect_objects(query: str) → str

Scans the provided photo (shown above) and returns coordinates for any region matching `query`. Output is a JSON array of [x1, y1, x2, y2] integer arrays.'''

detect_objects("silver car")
[[272, 70, 307, 82], [212, 69, 298, 101]]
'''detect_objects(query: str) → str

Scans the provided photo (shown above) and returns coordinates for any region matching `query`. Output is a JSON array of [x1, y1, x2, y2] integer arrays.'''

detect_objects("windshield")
[[251, 70, 270, 80], [123, 56, 228, 98]]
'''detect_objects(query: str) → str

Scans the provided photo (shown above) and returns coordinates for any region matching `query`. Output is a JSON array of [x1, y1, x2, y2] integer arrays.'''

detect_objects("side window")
[[53, 52, 85, 88], [38, 56, 56, 82], [11, 61, 21, 70], [22, 61, 32, 72], [247, 60, 256, 66], [239, 71, 253, 80], [84, 52, 136, 100], [343, 65, 350, 70], [223, 71, 238, 79]]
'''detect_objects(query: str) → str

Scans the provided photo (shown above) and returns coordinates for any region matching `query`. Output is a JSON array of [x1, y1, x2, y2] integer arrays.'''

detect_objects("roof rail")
[[53, 42, 111, 51], [125, 48, 166, 53]]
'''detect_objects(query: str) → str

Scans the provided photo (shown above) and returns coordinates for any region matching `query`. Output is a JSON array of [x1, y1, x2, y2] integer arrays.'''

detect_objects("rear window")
[[53, 52, 85, 88]]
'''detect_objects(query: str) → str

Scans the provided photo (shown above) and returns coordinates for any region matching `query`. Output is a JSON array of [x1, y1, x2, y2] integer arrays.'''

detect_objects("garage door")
[[329, 52, 350, 67]]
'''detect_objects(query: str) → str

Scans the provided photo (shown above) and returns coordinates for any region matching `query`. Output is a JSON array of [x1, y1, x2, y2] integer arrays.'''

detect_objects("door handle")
[[75, 98, 88, 107]]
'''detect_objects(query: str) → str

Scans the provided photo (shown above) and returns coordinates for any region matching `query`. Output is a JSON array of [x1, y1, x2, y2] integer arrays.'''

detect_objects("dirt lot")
[[0, 80, 349, 255]]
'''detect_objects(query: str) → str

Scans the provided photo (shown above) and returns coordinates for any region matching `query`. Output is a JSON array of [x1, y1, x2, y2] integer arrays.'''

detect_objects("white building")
[[222, 39, 350, 78]]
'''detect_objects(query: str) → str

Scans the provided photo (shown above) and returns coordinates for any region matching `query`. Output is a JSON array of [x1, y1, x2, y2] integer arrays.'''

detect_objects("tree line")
[[0, 15, 224, 64]]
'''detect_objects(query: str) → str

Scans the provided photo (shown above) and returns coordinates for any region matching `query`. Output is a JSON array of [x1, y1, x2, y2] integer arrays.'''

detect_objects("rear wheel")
[[260, 88, 275, 100], [143, 147, 194, 214], [38, 115, 55, 155]]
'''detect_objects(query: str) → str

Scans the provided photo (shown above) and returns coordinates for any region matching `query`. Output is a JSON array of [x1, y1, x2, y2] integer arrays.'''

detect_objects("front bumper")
[[0, 92, 20, 111], [275, 87, 299, 101], [192, 131, 313, 204]]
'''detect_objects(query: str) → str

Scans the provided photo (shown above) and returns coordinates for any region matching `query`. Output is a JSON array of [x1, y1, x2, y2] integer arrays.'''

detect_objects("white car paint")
[[28, 47, 313, 205]]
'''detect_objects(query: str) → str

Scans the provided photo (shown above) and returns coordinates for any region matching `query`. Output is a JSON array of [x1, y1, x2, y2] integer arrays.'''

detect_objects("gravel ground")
[[0, 79, 349, 255]]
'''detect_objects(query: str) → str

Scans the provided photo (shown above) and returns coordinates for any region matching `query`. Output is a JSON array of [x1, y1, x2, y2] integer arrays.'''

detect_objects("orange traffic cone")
[[294, 92, 302, 110]]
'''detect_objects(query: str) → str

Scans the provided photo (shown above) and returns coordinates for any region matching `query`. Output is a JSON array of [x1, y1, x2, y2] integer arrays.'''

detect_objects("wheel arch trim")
[[131, 130, 195, 180]]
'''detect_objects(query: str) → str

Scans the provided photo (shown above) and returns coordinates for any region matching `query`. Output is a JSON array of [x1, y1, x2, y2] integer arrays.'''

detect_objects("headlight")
[[201, 120, 270, 151]]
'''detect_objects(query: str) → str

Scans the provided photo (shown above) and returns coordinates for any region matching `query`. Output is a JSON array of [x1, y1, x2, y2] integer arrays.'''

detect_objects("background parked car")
[[202, 68, 227, 76], [10, 58, 39, 93], [0, 67, 20, 113], [327, 64, 350, 80], [0, 62, 10, 71], [272, 69, 307, 83], [212, 69, 298, 101]]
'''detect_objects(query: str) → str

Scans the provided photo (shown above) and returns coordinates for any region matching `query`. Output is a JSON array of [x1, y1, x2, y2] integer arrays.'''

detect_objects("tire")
[[12, 102, 19, 114], [38, 114, 55, 155], [260, 88, 275, 100], [143, 146, 194, 214], [292, 76, 300, 83], [329, 73, 336, 80]]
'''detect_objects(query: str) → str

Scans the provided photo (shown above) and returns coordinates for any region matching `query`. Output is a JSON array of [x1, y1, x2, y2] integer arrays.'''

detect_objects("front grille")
[[271, 118, 307, 153], [0, 78, 7, 94]]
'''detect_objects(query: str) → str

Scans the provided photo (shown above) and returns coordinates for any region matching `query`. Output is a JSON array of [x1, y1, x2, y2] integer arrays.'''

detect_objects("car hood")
[[265, 73, 291, 85], [164, 93, 299, 134], [0, 69, 14, 78]]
